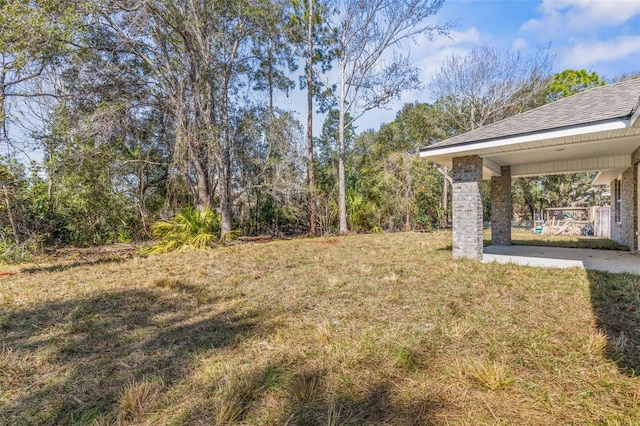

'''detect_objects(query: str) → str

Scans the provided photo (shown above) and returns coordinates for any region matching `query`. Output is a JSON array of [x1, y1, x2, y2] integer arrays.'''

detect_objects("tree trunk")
[[137, 164, 148, 236], [519, 178, 536, 221], [219, 72, 234, 240], [0, 68, 7, 141], [306, 0, 317, 236], [443, 179, 448, 225], [193, 161, 210, 209], [337, 60, 348, 234], [218, 162, 232, 239], [440, 166, 451, 227], [527, 202, 535, 222], [2, 183, 19, 245]]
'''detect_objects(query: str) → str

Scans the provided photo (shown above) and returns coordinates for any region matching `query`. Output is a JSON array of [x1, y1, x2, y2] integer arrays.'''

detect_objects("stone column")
[[452, 155, 483, 260], [491, 166, 512, 246]]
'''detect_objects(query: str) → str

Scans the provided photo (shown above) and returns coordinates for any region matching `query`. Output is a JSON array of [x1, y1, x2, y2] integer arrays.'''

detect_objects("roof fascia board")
[[420, 119, 628, 158]]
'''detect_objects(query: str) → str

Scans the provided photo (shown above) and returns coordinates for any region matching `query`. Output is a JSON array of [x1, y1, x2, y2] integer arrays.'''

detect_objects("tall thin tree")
[[319, 0, 450, 233], [291, 0, 332, 235], [304, 0, 318, 235]]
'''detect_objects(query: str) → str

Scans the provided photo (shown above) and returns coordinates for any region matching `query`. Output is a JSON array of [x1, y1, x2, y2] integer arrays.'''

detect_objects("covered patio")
[[420, 78, 640, 267], [483, 244, 640, 274]]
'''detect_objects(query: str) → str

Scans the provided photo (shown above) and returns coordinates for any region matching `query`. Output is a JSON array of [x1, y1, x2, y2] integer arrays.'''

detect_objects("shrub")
[[347, 192, 375, 232], [0, 240, 34, 264], [140, 207, 220, 254]]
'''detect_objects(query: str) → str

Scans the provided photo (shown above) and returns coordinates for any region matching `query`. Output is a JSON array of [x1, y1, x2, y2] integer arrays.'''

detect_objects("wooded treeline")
[[0, 0, 632, 258]]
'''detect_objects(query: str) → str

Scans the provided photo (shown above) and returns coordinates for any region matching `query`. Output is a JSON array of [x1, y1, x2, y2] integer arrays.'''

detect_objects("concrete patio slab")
[[483, 245, 640, 274]]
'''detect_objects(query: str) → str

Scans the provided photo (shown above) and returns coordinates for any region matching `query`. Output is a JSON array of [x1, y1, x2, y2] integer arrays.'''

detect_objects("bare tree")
[[430, 45, 554, 132], [429, 45, 553, 226], [97, 0, 293, 239], [319, 0, 450, 233]]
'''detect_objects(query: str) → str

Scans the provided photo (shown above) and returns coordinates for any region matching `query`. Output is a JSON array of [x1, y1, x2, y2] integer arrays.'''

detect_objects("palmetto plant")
[[347, 192, 374, 232], [140, 207, 220, 254]]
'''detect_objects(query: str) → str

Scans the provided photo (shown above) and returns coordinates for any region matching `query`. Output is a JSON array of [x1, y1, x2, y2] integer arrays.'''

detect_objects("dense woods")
[[0, 0, 630, 257]]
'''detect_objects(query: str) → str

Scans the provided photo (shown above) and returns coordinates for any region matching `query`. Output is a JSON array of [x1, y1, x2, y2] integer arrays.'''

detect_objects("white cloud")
[[412, 28, 481, 101], [425, 27, 482, 49], [561, 35, 640, 68], [522, 0, 640, 36], [361, 27, 482, 115], [511, 38, 528, 51], [412, 28, 480, 70], [406, 27, 479, 52]]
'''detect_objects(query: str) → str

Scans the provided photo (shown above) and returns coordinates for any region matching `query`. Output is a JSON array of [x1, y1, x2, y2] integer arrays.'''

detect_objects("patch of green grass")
[[1, 231, 639, 424], [394, 346, 419, 370], [507, 228, 630, 250]]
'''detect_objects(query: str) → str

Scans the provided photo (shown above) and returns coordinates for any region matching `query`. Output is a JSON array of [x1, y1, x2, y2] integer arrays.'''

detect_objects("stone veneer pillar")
[[491, 166, 512, 246], [452, 155, 483, 260]]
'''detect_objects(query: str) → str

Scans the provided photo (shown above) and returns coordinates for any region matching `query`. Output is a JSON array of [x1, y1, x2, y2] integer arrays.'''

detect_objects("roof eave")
[[419, 118, 630, 159]]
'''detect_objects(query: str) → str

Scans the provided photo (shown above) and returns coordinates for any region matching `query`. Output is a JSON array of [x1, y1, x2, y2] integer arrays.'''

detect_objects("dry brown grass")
[[1, 231, 639, 425], [454, 357, 514, 391], [118, 379, 162, 422]]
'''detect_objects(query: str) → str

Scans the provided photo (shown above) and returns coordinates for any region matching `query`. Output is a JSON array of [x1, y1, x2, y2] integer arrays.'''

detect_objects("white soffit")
[[511, 155, 631, 177], [593, 168, 629, 185]]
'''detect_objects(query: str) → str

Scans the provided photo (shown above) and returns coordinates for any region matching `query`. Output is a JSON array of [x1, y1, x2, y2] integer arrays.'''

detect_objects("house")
[[419, 78, 640, 260]]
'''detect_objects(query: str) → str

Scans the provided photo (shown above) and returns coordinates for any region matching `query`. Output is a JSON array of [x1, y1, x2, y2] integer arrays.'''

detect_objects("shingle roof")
[[422, 78, 640, 151]]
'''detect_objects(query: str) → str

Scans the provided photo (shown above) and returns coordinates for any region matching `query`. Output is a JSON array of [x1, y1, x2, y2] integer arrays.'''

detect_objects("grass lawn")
[[508, 228, 630, 251], [1, 231, 639, 425]]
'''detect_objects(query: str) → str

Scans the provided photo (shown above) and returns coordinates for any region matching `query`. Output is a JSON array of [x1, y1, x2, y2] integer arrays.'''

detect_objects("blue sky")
[[298, 0, 640, 133], [436, 0, 640, 77], [12, 0, 640, 162]]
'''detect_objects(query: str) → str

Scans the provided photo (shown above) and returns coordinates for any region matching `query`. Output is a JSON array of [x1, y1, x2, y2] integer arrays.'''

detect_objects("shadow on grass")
[[176, 367, 447, 424], [588, 270, 640, 376], [277, 372, 446, 425], [179, 362, 293, 424], [21, 256, 128, 274], [0, 286, 268, 424]]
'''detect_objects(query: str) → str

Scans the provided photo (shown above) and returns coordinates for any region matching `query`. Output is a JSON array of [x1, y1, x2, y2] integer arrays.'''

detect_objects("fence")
[[532, 206, 610, 238], [592, 206, 610, 238]]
